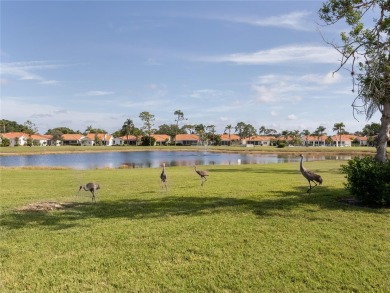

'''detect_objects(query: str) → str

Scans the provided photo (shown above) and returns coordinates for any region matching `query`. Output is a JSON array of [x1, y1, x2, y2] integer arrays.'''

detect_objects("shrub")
[[276, 140, 286, 148], [341, 156, 390, 206], [0, 137, 10, 147], [141, 136, 156, 146]]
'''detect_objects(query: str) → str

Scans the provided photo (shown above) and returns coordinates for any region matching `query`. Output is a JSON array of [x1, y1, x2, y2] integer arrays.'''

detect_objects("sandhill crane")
[[194, 165, 209, 186], [160, 163, 167, 190], [78, 182, 100, 202], [299, 154, 323, 194]]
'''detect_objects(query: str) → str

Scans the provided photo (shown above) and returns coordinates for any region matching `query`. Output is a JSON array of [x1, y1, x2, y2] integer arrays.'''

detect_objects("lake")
[[0, 151, 357, 169]]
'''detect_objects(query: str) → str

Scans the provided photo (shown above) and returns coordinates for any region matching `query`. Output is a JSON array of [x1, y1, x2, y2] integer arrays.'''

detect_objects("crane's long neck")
[[300, 156, 305, 172]]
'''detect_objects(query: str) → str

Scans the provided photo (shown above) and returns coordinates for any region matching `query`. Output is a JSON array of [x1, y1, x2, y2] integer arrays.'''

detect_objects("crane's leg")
[[91, 190, 96, 202], [307, 180, 312, 193], [161, 180, 167, 191]]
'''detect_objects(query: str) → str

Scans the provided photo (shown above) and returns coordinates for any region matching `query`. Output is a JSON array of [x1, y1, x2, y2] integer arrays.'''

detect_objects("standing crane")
[[160, 163, 167, 190], [299, 154, 323, 194], [194, 165, 209, 186], [78, 182, 100, 202]]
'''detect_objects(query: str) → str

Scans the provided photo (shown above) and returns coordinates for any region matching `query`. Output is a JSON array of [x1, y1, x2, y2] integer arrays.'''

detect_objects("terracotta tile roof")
[[61, 134, 84, 140], [30, 134, 50, 140], [331, 134, 357, 141], [1, 132, 29, 139], [175, 134, 200, 141], [302, 135, 328, 141], [151, 134, 170, 142], [247, 135, 275, 141], [120, 135, 137, 140], [85, 133, 112, 140], [220, 134, 240, 141], [356, 136, 368, 141]]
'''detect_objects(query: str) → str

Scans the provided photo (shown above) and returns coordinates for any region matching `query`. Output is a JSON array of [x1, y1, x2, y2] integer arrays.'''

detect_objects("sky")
[[0, 0, 381, 135]]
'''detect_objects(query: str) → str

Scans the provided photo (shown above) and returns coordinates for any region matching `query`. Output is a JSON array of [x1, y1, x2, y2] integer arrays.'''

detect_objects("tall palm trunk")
[[375, 100, 390, 162]]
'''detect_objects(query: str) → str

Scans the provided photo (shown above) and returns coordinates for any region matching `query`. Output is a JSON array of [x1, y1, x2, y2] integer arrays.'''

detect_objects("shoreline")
[[0, 145, 379, 157]]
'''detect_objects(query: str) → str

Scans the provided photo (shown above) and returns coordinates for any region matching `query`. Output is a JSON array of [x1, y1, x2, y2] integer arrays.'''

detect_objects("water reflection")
[[0, 151, 359, 170]]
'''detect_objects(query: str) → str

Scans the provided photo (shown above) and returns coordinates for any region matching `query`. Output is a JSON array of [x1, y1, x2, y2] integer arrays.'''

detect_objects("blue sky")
[[1, 0, 380, 135]]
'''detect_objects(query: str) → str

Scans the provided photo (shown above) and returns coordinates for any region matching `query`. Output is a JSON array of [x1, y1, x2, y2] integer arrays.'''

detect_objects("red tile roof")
[[61, 134, 84, 140], [151, 134, 170, 142], [86, 133, 112, 140], [1, 132, 29, 139], [30, 134, 50, 140], [175, 134, 199, 141], [220, 134, 240, 141], [120, 135, 137, 141], [247, 135, 275, 141]]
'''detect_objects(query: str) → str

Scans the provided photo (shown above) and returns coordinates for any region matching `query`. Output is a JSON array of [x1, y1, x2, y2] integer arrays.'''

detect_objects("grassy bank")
[[0, 145, 381, 156], [1, 162, 389, 292]]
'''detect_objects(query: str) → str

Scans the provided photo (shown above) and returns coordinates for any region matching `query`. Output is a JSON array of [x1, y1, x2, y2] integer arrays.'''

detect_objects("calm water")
[[0, 151, 356, 169]]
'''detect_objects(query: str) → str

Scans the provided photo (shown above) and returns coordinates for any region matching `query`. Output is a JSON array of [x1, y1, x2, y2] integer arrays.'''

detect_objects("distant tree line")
[[0, 115, 384, 147]]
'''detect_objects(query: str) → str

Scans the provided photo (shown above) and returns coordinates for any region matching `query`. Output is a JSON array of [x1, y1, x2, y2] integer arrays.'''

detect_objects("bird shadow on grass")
[[206, 167, 299, 175], [1, 186, 387, 231]]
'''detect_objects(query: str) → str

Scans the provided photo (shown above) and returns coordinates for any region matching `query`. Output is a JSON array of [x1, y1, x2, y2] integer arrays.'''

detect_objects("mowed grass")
[[0, 161, 389, 292]]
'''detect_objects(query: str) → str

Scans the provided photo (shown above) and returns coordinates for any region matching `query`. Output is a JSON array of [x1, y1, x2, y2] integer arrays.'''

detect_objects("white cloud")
[[300, 72, 343, 85], [230, 11, 314, 31], [287, 114, 297, 120], [85, 91, 114, 96], [190, 89, 227, 99], [197, 45, 340, 65], [1, 61, 61, 84], [271, 111, 278, 117]]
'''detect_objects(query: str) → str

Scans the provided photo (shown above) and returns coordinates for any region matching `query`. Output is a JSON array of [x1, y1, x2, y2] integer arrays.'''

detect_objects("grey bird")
[[194, 165, 209, 186], [160, 163, 167, 190], [78, 182, 100, 202], [299, 154, 323, 193]]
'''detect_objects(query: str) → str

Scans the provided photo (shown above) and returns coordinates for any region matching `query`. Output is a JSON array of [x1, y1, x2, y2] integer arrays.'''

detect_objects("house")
[[0, 132, 29, 146], [355, 136, 369, 146], [151, 134, 171, 146], [245, 135, 275, 146], [331, 134, 357, 147], [61, 134, 84, 145], [30, 134, 51, 146], [175, 134, 200, 146], [220, 134, 240, 146], [121, 135, 138, 145], [112, 137, 124, 146], [81, 133, 114, 146], [302, 135, 328, 146], [40, 134, 61, 146]]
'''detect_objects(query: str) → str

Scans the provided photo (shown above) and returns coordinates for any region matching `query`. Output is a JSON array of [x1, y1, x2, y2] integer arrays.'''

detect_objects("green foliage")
[[26, 138, 33, 147], [341, 156, 390, 206], [276, 140, 287, 148], [0, 119, 28, 133], [141, 135, 156, 146], [46, 127, 78, 135], [0, 137, 10, 147]]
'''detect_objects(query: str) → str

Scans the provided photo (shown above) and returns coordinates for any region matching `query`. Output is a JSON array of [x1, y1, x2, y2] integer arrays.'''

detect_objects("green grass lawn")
[[1, 161, 389, 292]]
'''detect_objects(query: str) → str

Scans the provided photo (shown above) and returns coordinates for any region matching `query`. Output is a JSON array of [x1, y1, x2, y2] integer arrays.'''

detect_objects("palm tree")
[[207, 125, 216, 145], [315, 126, 326, 146], [333, 122, 345, 147], [122, 119, 134, 145], [174, 110, 186, 146], [259, 126, 266, 135], [225, 124, 233, 146]]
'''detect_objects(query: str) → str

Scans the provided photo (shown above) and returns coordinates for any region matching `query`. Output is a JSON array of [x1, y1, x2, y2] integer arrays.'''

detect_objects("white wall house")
[[113, 137, 124, 145], [0, 132, 29, 146], [30, 134, 51, 146]]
